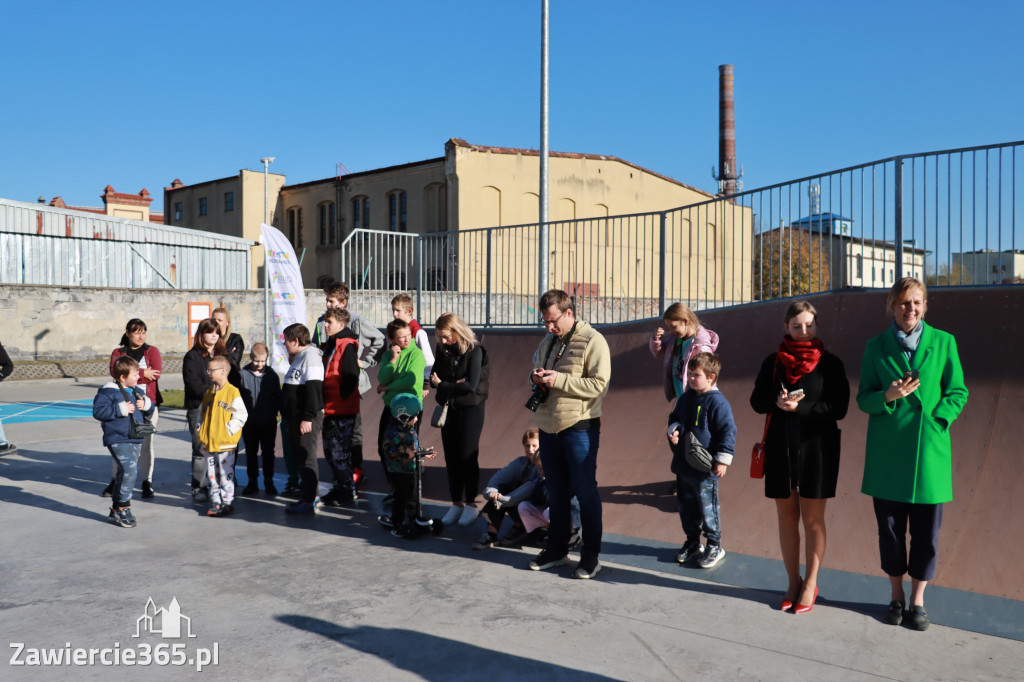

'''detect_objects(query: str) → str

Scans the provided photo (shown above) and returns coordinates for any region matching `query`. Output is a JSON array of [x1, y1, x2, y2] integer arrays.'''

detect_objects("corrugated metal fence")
[[0, 199, 255, 289]]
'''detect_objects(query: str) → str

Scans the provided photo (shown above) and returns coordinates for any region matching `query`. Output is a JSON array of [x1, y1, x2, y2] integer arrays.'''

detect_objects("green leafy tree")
[[754, 228, 831, 300]]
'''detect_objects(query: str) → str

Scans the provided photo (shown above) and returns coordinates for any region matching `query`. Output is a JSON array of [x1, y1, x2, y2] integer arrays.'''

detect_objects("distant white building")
[[953, 249, 1024, 284]]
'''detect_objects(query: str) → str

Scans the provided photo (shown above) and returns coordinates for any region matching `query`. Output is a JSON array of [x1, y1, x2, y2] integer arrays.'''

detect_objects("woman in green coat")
[[857, 278, 968, 631]]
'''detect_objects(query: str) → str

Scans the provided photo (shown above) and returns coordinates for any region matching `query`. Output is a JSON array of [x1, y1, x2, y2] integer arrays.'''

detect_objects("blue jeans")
[[676, 466, 721, 545], [109, 441, 141, 507], [539, 426, 602, 558]]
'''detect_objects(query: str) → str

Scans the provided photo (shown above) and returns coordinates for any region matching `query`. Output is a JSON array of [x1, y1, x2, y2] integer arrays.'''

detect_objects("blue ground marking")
[[0, 399, 95, 424]]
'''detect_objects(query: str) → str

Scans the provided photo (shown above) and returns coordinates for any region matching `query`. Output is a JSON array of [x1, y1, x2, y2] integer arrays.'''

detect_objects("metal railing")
[[339, 140, 1022, 329]]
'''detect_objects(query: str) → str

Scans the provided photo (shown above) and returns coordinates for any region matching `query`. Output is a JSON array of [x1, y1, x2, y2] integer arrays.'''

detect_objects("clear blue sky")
[[2, 0, 1021, 212]]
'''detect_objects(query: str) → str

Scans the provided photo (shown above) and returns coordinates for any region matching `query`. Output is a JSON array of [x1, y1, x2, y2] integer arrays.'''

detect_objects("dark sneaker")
[[698, 544, 726, 568], [567, 527, 582, 551], [241, 483, 259, 496], [320, 488, 355, 508], [264, 480, 278, 497], [109, 507, 136, 528], [390, 525, 409, 539], [285, 500, 316, 514], [675, 539, 704, 564], [192, 488, 209, 503], [377, 514, 395, 529], [207, 505, 225, 517], [573, 553, 601, 580], [0, 442, 17, 456], [528, 549, 570, 571], [885, 600, 905, 626], [281, 481, 302, 498], [905, 605, 929, 631], [472, 532, 498, 550], [101, 478, 115, 497], [141, 480, 155, 499]]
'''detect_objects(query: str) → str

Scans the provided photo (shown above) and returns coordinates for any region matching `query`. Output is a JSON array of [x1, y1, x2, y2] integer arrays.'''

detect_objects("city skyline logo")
[[134, 598, 196, 639]]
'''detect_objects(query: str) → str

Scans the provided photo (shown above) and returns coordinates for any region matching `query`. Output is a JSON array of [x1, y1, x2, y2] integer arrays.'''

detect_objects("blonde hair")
[[435, 312, 477, 354], [208, 355, 231, 372], [887, 277, 928, 316], [391, 293, 414, 312], [212, 306, 231, 335], [663, 302, 700, 337]]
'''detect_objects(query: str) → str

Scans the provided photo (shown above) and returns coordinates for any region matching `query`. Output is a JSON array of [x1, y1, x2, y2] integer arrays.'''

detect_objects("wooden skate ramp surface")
[[360, 287, 1023, 601]]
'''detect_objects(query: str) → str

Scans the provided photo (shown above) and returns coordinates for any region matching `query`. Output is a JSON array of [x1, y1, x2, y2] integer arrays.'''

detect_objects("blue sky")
[[1, 0, 1021, 212]]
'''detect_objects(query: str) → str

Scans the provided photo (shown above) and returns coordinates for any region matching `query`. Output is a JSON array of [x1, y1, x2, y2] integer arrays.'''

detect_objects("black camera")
[[525, 384, 549, 411]]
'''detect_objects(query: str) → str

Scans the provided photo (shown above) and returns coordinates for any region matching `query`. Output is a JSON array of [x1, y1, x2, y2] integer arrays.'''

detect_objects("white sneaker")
[[457, 505, 480, 527], [441, 505, 462, 526]]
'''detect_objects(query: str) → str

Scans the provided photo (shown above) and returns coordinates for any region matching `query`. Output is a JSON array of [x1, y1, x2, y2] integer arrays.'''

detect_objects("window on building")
[[198, 197, 208, 216], [288, 207, 303, 248], [856, 254, 863, 278], [174, 202, 182, 221], [352, 196, 369, 231], [224, 192, 234, 212], [388, 191, 408, 232], [319, 202, 336, 246]]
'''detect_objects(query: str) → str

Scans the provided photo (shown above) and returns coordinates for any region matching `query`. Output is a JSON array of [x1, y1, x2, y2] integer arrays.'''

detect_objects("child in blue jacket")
[[93, 355, 155, 528], [667, 352, 736, 569]]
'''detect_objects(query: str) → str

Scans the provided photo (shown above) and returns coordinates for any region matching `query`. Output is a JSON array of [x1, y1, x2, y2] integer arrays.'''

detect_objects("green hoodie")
[[377, 343, 426, 407]]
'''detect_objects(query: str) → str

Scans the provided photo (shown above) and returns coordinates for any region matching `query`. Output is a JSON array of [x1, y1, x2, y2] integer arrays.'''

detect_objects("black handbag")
[[123, 388, 156, 438], [684, 431, 714, 473]]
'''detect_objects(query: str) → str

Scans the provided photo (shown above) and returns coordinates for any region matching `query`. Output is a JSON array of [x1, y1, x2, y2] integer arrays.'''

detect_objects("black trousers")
[[440, 402, 485, 504], [285, 414, 323, 504], [872, 497, 944, 582], [243, 420, 277, 484]]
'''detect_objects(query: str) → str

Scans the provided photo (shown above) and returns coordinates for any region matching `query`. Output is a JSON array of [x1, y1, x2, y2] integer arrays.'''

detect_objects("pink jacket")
[[110, 345, 163, 405], [648, 325, 719, 402]]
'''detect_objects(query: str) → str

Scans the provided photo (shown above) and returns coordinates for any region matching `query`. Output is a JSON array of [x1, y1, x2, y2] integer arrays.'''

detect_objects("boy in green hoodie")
[[376, 319, 425, 495]]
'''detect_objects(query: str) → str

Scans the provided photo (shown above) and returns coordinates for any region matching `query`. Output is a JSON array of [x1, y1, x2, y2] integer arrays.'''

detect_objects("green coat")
[[857, 322, 968, 504]]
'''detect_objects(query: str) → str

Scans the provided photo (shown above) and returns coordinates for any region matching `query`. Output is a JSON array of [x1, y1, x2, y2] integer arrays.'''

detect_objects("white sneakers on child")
[[441, 505, 462, 526], [457, 505, 479, 527]]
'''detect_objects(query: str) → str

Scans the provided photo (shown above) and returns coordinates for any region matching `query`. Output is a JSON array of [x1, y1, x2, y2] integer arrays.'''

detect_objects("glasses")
[[541, 310, 566, 328], [206, 368, 227, 374]]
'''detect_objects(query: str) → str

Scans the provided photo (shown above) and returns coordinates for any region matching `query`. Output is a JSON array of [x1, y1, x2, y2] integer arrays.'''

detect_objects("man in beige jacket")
[[527, 289, 611, 579]]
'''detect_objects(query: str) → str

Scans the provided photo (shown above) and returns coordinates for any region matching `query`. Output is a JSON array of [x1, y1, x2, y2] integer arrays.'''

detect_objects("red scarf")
[[776, 336, 824, 384]]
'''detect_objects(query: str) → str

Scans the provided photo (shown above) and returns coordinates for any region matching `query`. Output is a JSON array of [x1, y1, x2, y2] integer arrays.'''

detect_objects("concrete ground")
[[1, 377, 1021, 681]]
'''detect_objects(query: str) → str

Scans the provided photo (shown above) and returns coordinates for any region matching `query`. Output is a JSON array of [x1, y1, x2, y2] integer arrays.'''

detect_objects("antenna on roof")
[[337, 162, 350, 177]]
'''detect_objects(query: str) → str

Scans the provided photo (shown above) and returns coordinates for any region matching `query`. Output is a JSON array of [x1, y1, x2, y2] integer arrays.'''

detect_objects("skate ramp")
[[360, 287, 1023, 601]]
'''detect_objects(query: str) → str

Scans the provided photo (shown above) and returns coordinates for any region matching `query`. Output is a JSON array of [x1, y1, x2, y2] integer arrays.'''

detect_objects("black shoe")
[[382, 491, 395, 506], [498, 526, 530, 546], [241, 483, 259, 496], [567, 527, 582, 551], [0, 442, 17, 456], [101, 478, 115, 497], [377, 514, 395, 529], [528, 549, 570, 571], [109, 506, 136, 528], [472, 531, 498, 550], [885, 600, 905, 626], [675, 539, 704, 564], [904, 605, 929, 631], [573, 553, 602, 579], [264, 480, 278, 497], [281, 481, 302, 498], [141, 480, 155, 498], [321, 488, 355, 508]]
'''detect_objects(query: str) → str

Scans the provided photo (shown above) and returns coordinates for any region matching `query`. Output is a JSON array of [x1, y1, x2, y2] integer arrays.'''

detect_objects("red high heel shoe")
[[794, 586, 819, 614], [780, 580, 803, 611]]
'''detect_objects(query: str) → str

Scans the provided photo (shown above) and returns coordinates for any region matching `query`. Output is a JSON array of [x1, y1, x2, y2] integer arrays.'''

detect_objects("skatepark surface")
[[1, 287, 1022, 680]]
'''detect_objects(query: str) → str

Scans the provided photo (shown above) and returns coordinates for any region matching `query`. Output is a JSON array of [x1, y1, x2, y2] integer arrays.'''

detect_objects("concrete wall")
[[0, 285, 325, 362]]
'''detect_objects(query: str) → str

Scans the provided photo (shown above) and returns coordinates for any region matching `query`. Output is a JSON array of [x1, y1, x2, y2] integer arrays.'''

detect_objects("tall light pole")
[[261, 157, 275, 348], [538, 0, 550, 299]]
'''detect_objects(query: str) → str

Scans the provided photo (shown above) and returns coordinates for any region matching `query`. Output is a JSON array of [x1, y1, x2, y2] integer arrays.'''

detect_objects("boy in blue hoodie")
[[93, 355, 155, 528], [667, 352, 736, 569]]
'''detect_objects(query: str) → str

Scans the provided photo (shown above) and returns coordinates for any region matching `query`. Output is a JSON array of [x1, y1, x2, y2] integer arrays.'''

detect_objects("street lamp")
[[261, 157, 275, 349]]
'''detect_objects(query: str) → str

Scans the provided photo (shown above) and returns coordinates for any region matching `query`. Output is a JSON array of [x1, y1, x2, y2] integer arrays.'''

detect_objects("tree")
[[926, 263, 973, 286], [754, 227, 831, 300]]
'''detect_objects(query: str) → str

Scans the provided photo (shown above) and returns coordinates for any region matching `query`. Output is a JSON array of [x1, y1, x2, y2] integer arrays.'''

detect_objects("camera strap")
[[542, 321, 578, 369]]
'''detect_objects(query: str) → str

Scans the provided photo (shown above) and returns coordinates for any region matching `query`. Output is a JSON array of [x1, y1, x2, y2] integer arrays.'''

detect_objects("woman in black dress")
[[750, 300, 849, 614]]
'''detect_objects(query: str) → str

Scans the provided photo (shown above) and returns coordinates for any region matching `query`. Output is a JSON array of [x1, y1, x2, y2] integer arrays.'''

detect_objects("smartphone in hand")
[[903, 369, 920, 381], [788, 388, 805, 398]]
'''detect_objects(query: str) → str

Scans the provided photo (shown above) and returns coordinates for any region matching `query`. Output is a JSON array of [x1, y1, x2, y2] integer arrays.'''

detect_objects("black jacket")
[[433, 343, 489, 408]]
